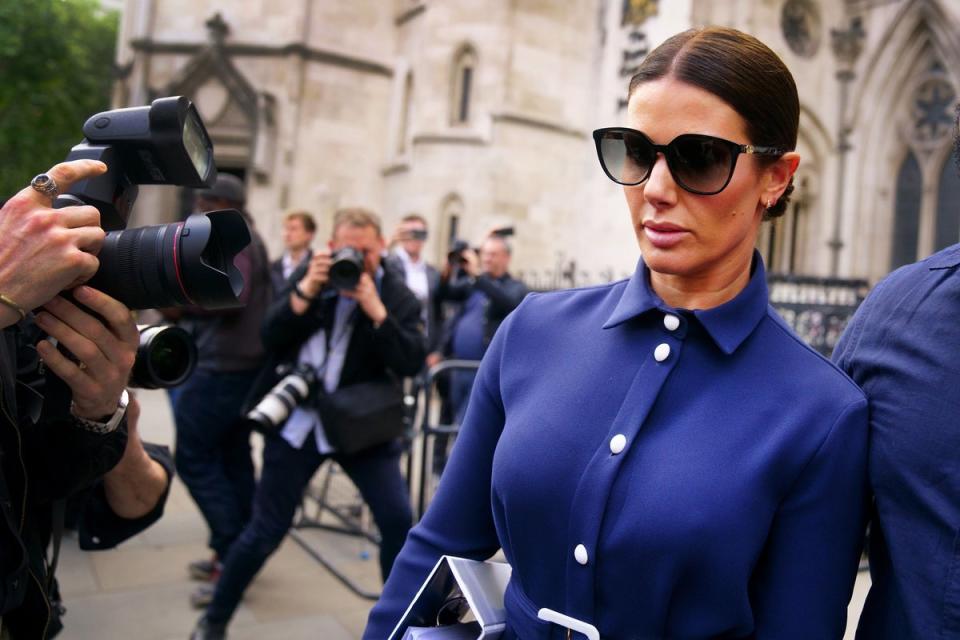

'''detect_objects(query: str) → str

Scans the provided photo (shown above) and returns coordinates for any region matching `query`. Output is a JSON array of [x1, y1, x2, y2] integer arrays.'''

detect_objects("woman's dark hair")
[[628, 27, 799, 218]]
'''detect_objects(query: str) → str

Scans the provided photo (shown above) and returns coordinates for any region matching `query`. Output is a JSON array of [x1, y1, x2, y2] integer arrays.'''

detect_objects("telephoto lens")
[[130, 324, 198, 389], [245, 364, 317, 434], [85, 209, 251, 310], [328, 247, 364, 290]]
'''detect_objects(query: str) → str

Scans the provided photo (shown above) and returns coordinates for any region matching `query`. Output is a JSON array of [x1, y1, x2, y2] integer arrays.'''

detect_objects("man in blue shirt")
[[441, 234, 528, 421], [834, 152, 960, 634]]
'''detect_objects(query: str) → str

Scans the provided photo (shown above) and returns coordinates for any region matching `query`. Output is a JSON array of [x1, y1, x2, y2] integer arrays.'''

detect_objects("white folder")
[[390, 556, 512, 640]]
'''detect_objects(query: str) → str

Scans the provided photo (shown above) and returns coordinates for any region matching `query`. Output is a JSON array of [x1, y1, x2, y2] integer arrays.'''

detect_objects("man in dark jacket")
[[191, 207, 425, 640], [0, 160, 170, 638], [385, 214, 443, 363], [169, 174, 273, 607], [441, 233, 528, 421]]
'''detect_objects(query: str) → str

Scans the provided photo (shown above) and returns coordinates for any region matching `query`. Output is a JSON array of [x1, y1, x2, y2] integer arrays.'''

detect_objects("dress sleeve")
[[362, 311, 513, 639], [749, 398, 869, 638]]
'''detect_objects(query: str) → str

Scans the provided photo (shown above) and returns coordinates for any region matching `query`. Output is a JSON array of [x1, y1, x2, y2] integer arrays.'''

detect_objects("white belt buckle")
[[537, 607, 600, 640]]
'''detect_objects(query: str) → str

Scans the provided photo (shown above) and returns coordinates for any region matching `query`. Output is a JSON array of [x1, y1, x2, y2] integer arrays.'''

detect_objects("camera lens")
[[86, 209, 251, 310], [131, 325, 197, 389], [328, 247, 364, 290]]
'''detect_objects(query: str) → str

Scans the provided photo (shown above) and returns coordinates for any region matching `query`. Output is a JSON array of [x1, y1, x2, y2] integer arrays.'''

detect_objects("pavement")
[[54, 388, 871, 639], [57, 388, 379, 640]]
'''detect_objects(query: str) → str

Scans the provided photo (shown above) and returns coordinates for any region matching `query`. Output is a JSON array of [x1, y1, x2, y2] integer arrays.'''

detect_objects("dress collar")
[[603, 251, 769, 355]]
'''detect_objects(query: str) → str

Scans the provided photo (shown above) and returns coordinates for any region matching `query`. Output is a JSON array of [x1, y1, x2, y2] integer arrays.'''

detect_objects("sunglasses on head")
[[592, 127, 786, 196]]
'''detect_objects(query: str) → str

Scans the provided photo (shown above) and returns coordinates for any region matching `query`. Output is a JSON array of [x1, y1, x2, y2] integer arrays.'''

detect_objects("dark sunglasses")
[[592, 127, 786, 195]]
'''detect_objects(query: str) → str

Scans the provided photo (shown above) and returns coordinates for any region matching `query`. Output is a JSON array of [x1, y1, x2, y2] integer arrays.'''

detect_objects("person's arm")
[[261, 256, 328, 351], [474, 274, 528, 316], [100, 394, 169, 519], [363, 308, 514, 639], [344, 273, 427, 378], [27, 286, 139, 501], [748, 398, 869, 638], [77, 395, 174, 550]]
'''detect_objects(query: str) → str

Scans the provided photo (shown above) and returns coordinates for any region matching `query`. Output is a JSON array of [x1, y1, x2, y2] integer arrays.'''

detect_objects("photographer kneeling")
[[192, 208, 425, 640], [0, 160, 171, 638]]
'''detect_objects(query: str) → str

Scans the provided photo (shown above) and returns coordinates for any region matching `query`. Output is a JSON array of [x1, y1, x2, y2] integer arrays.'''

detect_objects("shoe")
[[190, 583, 216, 609], [189, 617, 227, 640], [188, 556, 221, 582]]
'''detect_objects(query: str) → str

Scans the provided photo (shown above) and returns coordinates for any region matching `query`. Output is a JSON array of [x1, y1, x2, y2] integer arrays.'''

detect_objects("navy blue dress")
[[834, 244, 960, 638], [366, 254, 868, 639]]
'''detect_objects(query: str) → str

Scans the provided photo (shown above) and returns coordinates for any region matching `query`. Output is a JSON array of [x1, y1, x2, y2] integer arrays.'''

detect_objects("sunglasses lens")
[[598, 131, 654, 185], [669, 136, 735, 194]]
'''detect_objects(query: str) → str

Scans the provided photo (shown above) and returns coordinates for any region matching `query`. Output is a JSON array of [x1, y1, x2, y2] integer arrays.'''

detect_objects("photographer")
[[166, 174, 271, 609], [191, 208, 425, 640], [0, 161, 171, 638], [440, 232, 528, 422]]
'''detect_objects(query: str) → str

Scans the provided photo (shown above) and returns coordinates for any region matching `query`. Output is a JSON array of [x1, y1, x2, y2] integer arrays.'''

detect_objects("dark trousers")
[[174, 367, 259, 559], [204, 433, 413, 625]]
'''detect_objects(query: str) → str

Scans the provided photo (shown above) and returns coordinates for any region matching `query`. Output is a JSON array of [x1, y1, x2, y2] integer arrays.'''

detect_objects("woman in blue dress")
[[365, 27, 868, 639]]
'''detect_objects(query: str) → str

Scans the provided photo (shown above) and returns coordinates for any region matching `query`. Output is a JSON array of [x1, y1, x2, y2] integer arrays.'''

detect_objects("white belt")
[[537, 607, 600, 640]]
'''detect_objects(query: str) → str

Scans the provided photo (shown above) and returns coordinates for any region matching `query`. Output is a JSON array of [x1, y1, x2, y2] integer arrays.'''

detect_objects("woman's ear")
[[762, 152, 801, 205]]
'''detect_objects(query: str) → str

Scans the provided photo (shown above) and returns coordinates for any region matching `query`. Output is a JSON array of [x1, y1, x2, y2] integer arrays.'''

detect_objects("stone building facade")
[[114, 0, 960, 285]]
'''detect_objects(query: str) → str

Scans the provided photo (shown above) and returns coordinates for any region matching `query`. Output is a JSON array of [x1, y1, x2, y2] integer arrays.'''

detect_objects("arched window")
[[397, 72, 413, 155], [935, 153, 960, 251], [440, 194, 465, 257], [891, 151, 922, 269], [451, 45, 476, 125]]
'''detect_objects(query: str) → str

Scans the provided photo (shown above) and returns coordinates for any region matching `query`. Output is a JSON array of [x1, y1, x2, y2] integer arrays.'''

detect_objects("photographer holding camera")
[[0, 160, 173, 638], [439, 231, 528, 422], [191, 207, 425, 640]]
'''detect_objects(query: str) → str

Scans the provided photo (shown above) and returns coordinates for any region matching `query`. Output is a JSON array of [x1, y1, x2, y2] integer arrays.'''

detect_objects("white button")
[[574, 544, 589, 565], [609, 434, 627, 455], [663, 314, 680, 331], [654, 343, 671, 362], [91, 536, 100, 545]]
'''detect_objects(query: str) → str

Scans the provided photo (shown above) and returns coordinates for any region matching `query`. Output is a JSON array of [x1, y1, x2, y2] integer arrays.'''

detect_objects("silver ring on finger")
[[30, 173, 60, 199]]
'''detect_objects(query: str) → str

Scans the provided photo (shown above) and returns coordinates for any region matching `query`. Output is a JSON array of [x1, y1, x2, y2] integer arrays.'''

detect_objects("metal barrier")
[[410, 359, 481, 522]]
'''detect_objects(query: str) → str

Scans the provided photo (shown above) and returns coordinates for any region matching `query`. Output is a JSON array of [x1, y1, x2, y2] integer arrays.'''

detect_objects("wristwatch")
[[293, 281, 315, 301], [72, 389, 129, 434]]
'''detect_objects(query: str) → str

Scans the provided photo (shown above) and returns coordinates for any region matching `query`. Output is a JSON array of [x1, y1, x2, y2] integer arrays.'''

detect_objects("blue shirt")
[[833, 244, 960, 639], [366, 254, 868, 640], [451, 289, 488, 360]]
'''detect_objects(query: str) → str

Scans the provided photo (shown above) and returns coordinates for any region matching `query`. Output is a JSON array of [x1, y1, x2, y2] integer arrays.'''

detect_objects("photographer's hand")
[[0, 160, 107, 328], [291, 249, 331, 315], [462, 249, 480, 278], [341, 272, 387, 327], [34, 286, 138, 419]]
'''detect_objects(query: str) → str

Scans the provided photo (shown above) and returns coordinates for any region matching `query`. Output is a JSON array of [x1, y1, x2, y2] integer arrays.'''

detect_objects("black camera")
[[245, 363, 317, 433], [447, 239, 470, 265], [131, 324, 197, 389], [408, 229, 428, 241], [54, 96, 250, 310], [329, 247, 365, 290]]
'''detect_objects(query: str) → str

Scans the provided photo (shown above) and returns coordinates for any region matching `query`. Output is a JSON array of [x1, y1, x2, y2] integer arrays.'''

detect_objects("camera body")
[[56, 96, 251, 311], [329, 247, 365, 291], [447, 239, 470, 266]]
